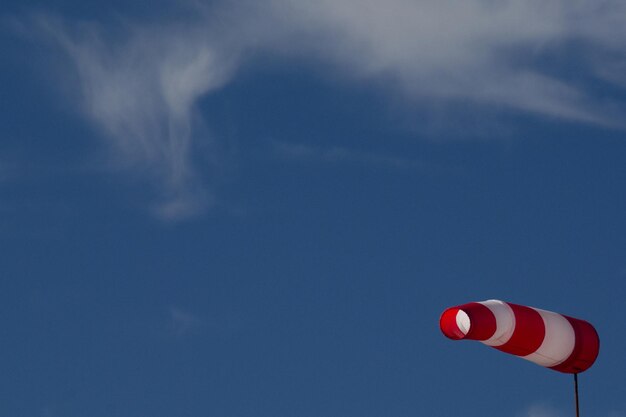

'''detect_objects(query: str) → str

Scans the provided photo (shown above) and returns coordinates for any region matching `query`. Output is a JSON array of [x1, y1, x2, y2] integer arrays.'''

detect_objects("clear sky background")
[[1, 1, 626, 417]]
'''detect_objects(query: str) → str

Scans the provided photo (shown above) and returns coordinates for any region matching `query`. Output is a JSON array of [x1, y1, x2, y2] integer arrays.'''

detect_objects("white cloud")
[[259, 0, 626, 125], [28, 0, 626, 217]]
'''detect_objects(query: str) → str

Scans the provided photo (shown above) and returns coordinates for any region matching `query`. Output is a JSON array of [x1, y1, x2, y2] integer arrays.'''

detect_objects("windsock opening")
[[440, 308, 470, 340], [439, 302, 497, 341]]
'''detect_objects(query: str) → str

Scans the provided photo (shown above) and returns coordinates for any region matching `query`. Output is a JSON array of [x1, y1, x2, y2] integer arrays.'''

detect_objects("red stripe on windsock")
[[550, 316, 600, 373], [494, 303, 545, 356]]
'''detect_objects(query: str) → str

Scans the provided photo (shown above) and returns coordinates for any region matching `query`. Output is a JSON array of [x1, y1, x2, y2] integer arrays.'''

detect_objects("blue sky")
[[1, 1, 626, 417]]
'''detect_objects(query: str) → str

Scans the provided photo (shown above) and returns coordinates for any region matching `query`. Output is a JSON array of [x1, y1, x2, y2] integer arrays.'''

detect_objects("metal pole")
[[574, 373, 580, 417]]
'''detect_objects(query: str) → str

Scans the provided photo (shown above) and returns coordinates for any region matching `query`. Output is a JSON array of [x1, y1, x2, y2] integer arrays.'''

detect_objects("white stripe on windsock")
[[523, 308, 576, 367], [479, 300, 515, 347]]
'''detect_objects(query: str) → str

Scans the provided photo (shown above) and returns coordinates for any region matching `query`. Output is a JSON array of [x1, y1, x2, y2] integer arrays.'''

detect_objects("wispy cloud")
[[520, 404, 562, 417], [168, 307, 203, 337], [24, 0, 626, 217], [33, 14, 240, 219], [166, 306, 245, 337], [520, 403, 626, 417], [0, 167, 14, 188]]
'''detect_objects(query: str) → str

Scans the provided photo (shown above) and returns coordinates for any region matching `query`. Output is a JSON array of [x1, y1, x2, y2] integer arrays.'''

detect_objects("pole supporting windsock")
[[574, 373, 580, 417]]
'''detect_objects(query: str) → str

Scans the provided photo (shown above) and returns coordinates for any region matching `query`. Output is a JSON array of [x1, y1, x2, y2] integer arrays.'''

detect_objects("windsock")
[[440, 300, 599, 373]]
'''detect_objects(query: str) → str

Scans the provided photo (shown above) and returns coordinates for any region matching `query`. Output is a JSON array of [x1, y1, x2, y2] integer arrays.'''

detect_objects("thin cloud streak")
[[521, 404, 562, 417], [168, 307, 203, 337], [28, 0, 626, 217], [520, 403, 626, 417], [273, 141, 431, 171]]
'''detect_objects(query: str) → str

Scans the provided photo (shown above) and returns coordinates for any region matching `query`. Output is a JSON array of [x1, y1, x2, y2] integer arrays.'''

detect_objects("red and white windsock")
[[440, 300, 599, 373]]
